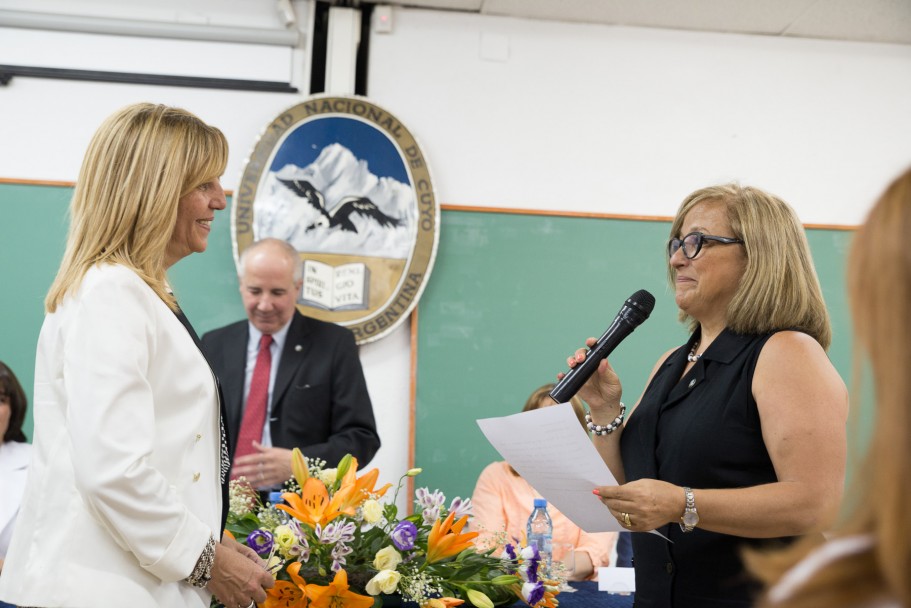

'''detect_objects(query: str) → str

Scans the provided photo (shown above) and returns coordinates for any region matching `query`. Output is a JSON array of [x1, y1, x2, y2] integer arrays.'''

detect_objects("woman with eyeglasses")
[[571, 184, 848, 607]]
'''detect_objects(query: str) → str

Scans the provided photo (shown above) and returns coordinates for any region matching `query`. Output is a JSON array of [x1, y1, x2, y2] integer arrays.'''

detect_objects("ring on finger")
[[621, 512, 632, 528]]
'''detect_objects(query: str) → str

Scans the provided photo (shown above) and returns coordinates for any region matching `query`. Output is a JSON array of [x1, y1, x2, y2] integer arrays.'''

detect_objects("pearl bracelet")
[[585, 403, 626, 435]]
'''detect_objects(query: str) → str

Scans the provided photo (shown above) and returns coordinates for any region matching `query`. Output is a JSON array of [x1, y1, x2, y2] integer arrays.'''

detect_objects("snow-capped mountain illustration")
[[253, 143, 416, 258]]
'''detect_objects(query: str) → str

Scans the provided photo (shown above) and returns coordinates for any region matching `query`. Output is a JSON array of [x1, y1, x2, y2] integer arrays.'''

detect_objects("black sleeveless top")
[[620, 328, 796, 608]]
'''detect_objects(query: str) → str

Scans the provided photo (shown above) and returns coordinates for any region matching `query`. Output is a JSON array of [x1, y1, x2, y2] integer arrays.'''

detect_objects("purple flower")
[[502, 543, 519, 574], [320, 521, 356, 544], [421, 505, 442, 526], [448, 497, 472, 519], [415, 487, 445, 510], [521, 581, 545, 605], [247, 529, 274, 556], [391, 520, 418, 551], [525, 557, 541, 584], [504, 543, 517, 561]]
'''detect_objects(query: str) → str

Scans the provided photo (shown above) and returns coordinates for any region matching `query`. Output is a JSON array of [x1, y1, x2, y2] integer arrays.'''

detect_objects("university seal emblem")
[[233, 95, 439, 344]]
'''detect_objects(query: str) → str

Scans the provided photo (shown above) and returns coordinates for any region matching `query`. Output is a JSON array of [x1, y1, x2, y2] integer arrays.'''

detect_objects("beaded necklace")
[[687, 342, 702, 362]]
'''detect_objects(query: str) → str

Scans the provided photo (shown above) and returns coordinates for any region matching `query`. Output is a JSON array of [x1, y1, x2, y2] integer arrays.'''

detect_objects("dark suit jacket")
[[201, 310, 380, 467]]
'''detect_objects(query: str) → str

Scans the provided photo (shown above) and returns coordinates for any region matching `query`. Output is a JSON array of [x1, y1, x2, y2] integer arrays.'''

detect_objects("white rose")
[[373, 545, 403, 571], [366, 570, 402, 595], [318, 468, 337, 486], [362, 499, 383, 524], [273, 524, 299, 558]]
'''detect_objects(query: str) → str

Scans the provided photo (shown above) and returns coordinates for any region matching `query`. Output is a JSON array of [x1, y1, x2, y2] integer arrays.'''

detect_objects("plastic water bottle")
[[526, 498, 553, 570]]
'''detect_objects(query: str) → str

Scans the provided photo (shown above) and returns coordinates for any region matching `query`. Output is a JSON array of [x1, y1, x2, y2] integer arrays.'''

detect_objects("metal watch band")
[[679, 486, 698, 532]]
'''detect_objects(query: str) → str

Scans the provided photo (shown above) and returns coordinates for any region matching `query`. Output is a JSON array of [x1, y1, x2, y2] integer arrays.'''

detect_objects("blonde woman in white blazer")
[[0, 104, 273, 608], [0, 361, 31, 579]]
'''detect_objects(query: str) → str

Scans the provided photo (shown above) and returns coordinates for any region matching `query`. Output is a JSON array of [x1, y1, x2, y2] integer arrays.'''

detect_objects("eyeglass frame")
[[667, 231, 744, 259]]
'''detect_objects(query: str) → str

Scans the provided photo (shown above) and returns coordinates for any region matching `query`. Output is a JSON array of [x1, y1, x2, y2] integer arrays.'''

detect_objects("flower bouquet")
[[222, 450, 560, 608]]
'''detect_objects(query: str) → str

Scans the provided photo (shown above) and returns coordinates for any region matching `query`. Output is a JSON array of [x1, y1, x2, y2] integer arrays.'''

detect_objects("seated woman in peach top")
[[470, 384, 618, 580]]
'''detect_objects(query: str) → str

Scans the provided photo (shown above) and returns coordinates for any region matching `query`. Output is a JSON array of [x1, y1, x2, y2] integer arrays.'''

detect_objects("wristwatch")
[[679, 486, 699, 532]]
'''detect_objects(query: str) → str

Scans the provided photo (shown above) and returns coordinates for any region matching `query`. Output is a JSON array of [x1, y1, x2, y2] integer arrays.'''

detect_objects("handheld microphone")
[[549, 289, 656, 404]]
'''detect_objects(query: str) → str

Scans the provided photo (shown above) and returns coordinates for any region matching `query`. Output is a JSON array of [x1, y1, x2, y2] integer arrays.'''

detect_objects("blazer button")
[[195, 433, 202, 442], [666, 562, 674, 574], [193, 472, 201, 482]]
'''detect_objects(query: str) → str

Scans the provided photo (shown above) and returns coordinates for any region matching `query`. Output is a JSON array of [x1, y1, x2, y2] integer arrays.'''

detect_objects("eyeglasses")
[[667, 231, 744, 259]]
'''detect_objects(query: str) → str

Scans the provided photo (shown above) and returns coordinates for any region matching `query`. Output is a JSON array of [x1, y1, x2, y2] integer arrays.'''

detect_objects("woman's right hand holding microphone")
[[560, 337, 624, 420]]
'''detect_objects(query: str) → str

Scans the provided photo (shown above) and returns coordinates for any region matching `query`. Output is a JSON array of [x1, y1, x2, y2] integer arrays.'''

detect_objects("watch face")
[[683, 511, 699, 526]]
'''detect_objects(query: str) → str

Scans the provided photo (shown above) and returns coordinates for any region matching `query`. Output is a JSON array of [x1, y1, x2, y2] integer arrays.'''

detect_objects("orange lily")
[[541, 589, 559, 608], [326, 457, 393, 515], [304, 568, 374, 608], [277, 456, 393, 528], [263, 562, 309, 608], [277, 477, 353, 528], [426, 512, 479, 563]]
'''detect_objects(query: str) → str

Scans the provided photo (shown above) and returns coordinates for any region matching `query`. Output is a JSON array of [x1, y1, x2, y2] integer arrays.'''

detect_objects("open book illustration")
[[301, 260, 370, 311]]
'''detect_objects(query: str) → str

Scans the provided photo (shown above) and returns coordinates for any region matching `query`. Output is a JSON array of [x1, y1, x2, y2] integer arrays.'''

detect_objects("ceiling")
[[363, 0, 911, 46]]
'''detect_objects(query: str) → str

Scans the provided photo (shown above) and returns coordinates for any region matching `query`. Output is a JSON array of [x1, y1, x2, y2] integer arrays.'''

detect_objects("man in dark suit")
[[201, 238, 380, 489]]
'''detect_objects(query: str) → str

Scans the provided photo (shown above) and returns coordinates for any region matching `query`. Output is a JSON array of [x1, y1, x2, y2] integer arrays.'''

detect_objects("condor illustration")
[[278, 178, 402, 234]]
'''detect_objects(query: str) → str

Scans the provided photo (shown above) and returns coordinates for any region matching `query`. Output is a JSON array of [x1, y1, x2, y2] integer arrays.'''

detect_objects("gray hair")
[[238, 238, 303, 283]]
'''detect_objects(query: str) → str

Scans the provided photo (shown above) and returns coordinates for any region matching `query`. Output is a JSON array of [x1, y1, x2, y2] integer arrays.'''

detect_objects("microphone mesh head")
[[629, 289, 656, 317]]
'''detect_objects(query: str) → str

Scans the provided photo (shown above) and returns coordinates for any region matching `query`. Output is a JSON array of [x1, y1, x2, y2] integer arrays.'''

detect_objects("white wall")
[[2, 1, 911, 503], [369, 8, 911, 225]]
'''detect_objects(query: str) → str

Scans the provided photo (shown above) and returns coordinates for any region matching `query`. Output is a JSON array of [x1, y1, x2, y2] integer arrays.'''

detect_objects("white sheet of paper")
[[476, 402, 625, 533], [598, 567, 636, 593]]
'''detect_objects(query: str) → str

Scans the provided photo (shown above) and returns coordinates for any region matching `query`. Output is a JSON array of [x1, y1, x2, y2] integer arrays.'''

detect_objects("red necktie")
[[233, 334, 273, 473]]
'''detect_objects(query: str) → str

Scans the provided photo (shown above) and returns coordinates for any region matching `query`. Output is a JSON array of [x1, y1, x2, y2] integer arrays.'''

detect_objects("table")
[[508, 581, 634, 607]]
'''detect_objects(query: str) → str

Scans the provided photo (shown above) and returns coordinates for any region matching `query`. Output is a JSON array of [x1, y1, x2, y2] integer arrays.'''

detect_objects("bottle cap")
[[533, 498, 547, 508]]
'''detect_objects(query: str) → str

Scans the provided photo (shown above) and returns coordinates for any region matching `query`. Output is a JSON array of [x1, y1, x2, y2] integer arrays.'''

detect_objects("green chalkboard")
[[0, 182, 245, 438], [0, 183, 861, 501], [414, 209, 857, 502]]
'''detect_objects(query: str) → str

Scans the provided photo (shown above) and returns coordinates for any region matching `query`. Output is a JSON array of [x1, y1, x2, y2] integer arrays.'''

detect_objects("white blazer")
[[0, 265, 222, 608], [0, 440, 31, 558]]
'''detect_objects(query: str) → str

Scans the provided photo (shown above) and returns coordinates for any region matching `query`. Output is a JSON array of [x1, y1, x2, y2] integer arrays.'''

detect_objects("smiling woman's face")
[[165, 178, 227, 268], [670, 200, 746, 326]]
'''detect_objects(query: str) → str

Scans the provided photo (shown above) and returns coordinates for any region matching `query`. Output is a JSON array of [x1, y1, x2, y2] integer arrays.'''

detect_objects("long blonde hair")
[[45, 103, 228, 312], [747, 166, 911, 607], [668, 184, 831, 349]]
